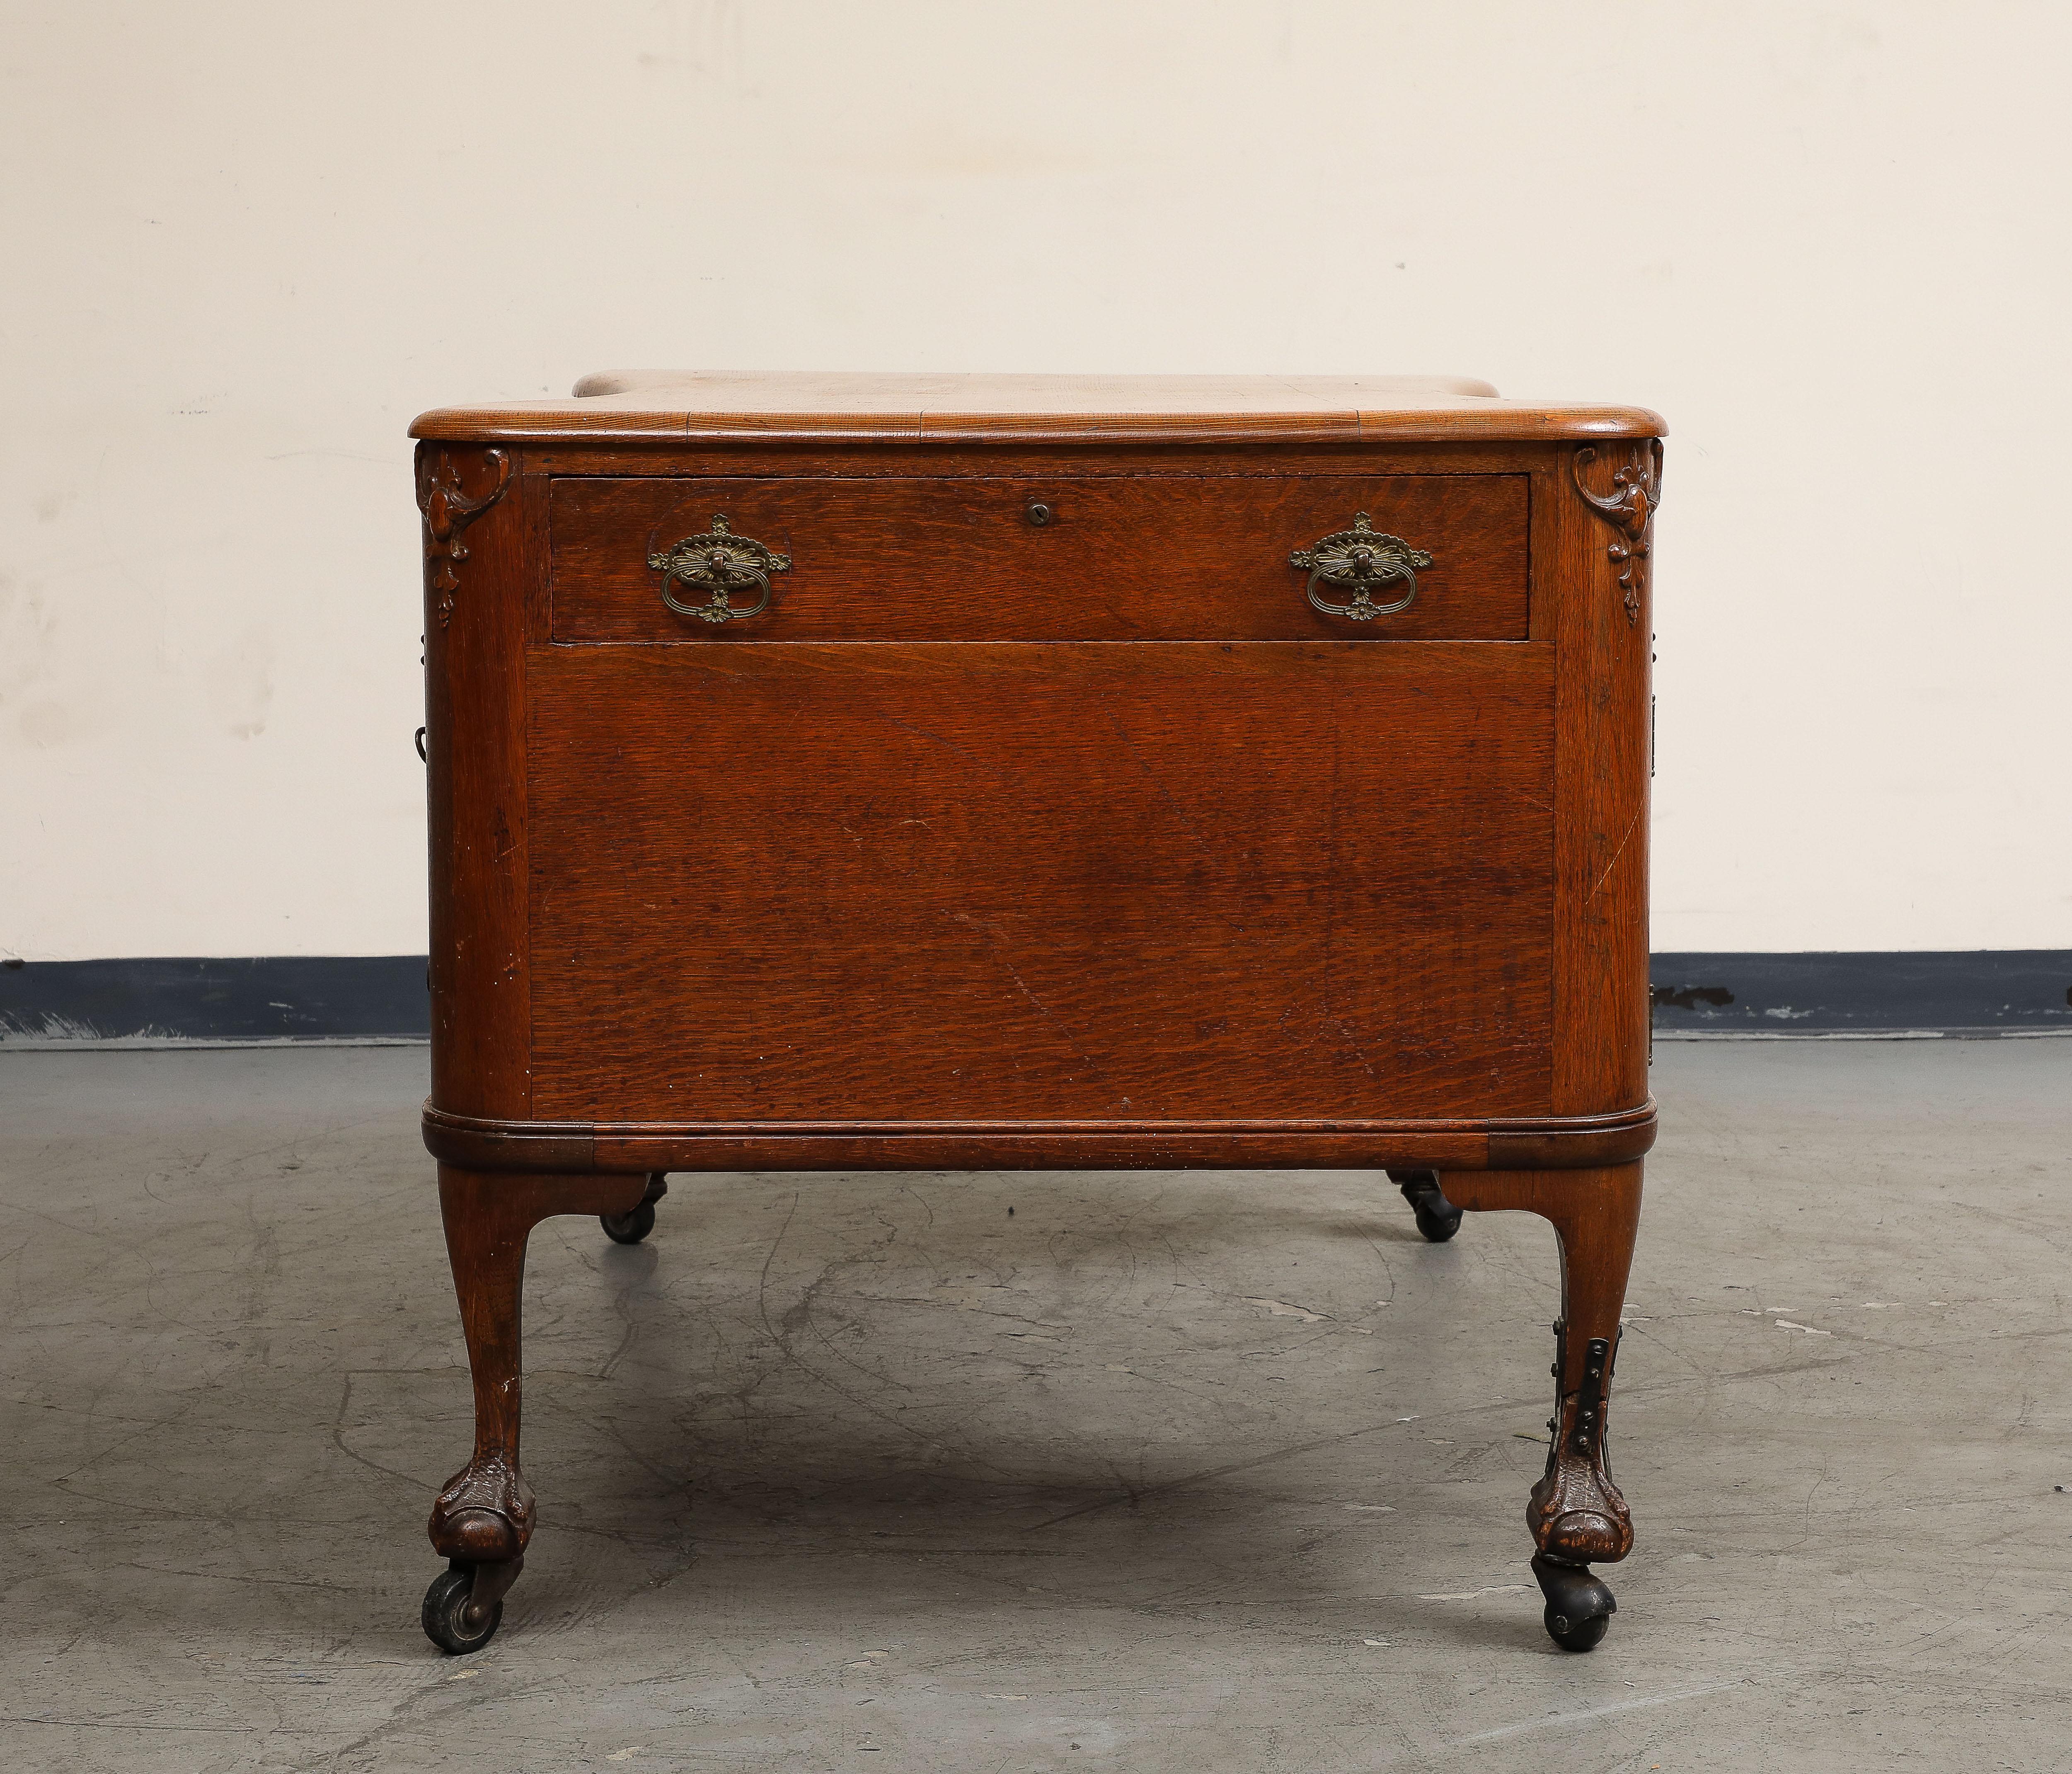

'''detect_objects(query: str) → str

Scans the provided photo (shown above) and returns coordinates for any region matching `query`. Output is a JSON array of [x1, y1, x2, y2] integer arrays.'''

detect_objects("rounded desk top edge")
[[409, 370, 1668, 445]]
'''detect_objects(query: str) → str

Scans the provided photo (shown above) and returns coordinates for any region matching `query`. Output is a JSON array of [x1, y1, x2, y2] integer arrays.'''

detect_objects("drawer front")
[[526, 640, 1553, 1124], [549, 474, 1528, 643]]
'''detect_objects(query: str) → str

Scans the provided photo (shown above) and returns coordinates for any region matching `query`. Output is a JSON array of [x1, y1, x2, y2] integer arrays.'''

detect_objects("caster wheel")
[[600, 1203, 656, 1244], [601, 1173, 668, 1245], [1532, 1554, 1616, 1653], [1389, 1170, 1463, 1243], [422, 1563, 502, 1655], [1543, 1603, 1611, 1652]]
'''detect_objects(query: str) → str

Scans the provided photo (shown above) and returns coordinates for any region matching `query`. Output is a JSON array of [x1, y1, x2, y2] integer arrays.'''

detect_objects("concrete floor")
[[1, 1042, 2067, 1772]]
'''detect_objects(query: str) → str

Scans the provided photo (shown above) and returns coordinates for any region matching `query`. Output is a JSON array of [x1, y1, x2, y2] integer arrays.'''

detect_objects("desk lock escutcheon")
[[649, 515, 790, 624], [1290, 512, 1432, 621]]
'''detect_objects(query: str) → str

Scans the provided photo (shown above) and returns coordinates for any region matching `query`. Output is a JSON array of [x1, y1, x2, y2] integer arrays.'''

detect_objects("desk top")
[[411, 371, 1665, 445]]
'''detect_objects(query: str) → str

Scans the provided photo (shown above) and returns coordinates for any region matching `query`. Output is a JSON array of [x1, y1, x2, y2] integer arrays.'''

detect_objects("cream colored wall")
[[5, 1, 2067, 958]]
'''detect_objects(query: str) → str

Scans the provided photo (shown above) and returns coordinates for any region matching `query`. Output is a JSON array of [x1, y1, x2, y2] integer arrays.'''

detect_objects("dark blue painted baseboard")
[[2, 952, 2068, 1045], [0, 957, 430, 1044], [1649, 951, 2072, 1037]]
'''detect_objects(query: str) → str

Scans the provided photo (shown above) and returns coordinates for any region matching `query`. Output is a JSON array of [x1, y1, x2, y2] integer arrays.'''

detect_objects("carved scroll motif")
[[1570, 440, 1662, 627], [415, 447, 513, 627]]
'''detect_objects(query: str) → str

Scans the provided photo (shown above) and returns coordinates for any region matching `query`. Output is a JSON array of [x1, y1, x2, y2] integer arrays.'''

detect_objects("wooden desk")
[[410, 372, 1663, 1655]]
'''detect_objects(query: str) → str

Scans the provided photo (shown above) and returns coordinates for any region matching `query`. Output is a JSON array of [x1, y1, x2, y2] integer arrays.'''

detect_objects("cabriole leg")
[[1444, 1163, 1643, 1652], [422, 1165, 649, 1654]]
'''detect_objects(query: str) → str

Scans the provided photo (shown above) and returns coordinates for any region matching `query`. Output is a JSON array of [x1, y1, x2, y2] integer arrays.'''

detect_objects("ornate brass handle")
[[1289, 512, 1432, 621], [648, 514, 790, 624]]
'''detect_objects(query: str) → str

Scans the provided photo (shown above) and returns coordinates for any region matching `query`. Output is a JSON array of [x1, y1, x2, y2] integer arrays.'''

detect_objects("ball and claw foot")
[[421, 1556, 523, 1655], [1532, 1553, 1617, 1652], [1387, 1169, 1463, 1243], [601, 1172, 669, 1245]]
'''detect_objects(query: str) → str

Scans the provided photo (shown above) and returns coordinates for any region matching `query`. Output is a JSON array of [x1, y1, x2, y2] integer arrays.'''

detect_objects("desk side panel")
[[423, 448, 535, 1119], [1544, 443, 1657, 1113]]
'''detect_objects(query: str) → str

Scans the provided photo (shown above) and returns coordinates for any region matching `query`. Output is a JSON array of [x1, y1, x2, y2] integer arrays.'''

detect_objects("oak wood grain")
[[525, 641, 1555, 1124]]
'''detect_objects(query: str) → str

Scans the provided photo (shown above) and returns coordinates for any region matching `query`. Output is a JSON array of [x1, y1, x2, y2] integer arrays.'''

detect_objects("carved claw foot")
[[1532, 1552, 1616, 1653], [424, 1419, 537, 1654], [422, 1555, 525, 1655], [428, 1450, 535, 1566], [1525, 1324, 1630, 1651], [601, 1171, 668, 1245], [1528, 1328, 1633, 1566], [1387, 1169, 1462, 1242]]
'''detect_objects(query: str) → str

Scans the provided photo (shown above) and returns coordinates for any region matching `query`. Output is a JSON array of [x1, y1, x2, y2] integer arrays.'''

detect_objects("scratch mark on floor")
[[1445, 1679, 1746, 1745], [1417, 1584, 1532, 1600], [1238, 1296, 1331, 1323]]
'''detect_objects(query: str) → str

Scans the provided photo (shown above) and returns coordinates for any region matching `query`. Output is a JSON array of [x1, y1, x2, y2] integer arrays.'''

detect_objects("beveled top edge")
[[410, 370, 1666, 443], [569, 370, 1507, 409]]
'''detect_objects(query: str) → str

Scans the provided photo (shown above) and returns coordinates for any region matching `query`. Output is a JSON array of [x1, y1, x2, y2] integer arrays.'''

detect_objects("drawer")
[[548, 474, 1528, 643]]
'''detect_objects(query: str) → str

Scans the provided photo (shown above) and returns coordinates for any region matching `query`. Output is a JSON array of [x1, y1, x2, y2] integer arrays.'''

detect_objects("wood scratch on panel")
[[948, 912, 1114, 1089], [1588, 802, 1642, 901]]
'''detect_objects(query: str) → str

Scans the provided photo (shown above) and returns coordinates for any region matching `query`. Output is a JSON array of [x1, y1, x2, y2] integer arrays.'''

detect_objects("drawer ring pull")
[[1290, 513, 1432, 622], [648, 515, 791, 625]]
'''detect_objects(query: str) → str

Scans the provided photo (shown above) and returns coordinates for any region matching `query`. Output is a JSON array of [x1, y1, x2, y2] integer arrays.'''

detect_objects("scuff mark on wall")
[[1653, 983, 1734, 1009], [203, 624, 275, 739]]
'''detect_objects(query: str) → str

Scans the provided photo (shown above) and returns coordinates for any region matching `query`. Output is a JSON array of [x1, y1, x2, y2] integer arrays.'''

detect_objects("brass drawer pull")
[[649, 515, 790, 624], [1290, 512, 1432, 621]]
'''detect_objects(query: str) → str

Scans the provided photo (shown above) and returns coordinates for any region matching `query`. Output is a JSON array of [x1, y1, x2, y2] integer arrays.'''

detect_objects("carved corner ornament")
[[1570, 440, 1663, 626], [415, 447, 513, 628]]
